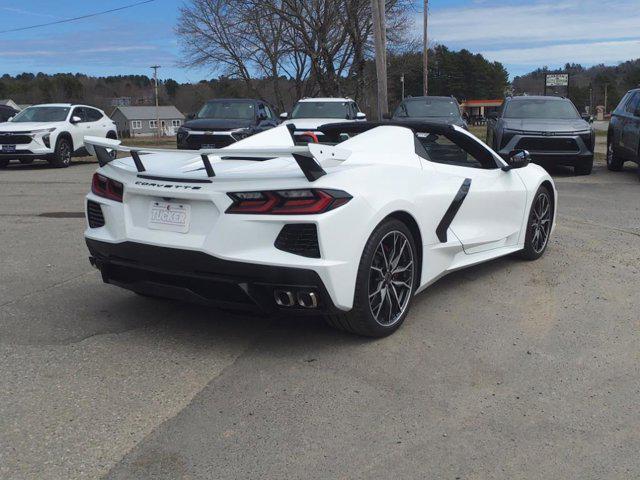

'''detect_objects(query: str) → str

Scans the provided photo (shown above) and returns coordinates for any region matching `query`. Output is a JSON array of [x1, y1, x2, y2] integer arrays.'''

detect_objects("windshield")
[[11, 106, 70, 123], [291, 102, 349, 119], [504, 99, 580, 120], [396, 99, 460, 118], [197, 101, 255, 120]]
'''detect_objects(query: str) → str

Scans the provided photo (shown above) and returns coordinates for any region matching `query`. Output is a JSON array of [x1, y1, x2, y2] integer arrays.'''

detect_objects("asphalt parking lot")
[[1, 141, 639, 479]]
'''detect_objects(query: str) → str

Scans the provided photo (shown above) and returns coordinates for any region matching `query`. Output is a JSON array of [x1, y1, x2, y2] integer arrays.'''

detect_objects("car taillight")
[[91, 173, 123, 202], [226, 189, 351, 215]]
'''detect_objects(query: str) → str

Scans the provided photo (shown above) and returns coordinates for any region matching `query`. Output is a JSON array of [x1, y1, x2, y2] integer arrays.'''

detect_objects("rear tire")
[[574, 157, 593, 176], [48, 137, 72, 168], [606, 138, 624, 171], [324, 219, 418, 337], [517, 185, 553, 261]]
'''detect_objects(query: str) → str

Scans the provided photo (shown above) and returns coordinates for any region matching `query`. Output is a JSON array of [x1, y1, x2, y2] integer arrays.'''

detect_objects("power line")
[[0, 0, 156, 34]]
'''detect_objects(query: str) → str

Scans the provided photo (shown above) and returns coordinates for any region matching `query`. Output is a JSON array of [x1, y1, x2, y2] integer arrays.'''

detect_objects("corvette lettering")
[[134, 181, 201, 190]]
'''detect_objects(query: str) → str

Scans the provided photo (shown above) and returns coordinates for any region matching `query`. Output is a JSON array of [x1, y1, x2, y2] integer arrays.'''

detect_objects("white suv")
[[0, 104, 117, 168], [280, 98, 366, 143]]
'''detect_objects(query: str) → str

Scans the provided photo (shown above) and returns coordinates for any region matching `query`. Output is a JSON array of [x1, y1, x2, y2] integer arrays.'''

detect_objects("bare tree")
[[176, 0, 410, 108]]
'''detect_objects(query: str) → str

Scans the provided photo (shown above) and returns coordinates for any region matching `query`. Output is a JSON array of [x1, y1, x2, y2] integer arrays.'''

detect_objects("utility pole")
[[423, 0, 429, 96], [150, 65, 161, 140], [604, 83, 609, 114], [371, 0, 388, 119]]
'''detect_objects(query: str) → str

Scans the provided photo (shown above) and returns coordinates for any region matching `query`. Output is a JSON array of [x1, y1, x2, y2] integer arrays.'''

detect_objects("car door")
[[621, 92, 640, 160], [419, 131, 527, 254], [69, 107, 90, 152], [85, 108, 109, 138], [626, 98, 640, 162]]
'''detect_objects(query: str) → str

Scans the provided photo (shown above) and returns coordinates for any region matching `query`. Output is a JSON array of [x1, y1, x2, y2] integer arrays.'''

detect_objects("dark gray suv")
[[487, 96, 595, 175], [389, 96, 467, 129], [607, 88, 640, 178]]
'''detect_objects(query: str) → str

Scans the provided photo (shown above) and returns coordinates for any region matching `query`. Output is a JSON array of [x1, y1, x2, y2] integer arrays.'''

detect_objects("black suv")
[[177, 99, 279, 150], [607, 88, 640, 178], [389, 96, 467, 129], [0, 105, 19, 123], [487, 96, 595, 175]]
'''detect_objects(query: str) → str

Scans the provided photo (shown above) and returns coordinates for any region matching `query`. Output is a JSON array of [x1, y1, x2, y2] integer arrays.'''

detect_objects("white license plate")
[[148, 201, 191, 233], [2, 145, 16, 152]]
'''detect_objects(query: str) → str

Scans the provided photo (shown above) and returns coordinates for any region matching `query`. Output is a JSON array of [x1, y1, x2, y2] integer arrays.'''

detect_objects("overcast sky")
[[0, 0, 638, 82]]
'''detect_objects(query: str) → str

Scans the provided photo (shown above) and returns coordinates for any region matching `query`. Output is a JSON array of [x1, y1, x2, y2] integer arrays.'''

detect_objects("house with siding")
[[0, 99, 21, 110], [111, 106, 185, 137]]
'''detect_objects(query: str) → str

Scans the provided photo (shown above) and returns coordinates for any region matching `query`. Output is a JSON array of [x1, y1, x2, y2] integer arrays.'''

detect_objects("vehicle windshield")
[[396, 98, 460, 118], [504, 99, 580, 120], [197, 101, 255, 120], [11, 106, 70, 123], [291, 102, 349, 119]]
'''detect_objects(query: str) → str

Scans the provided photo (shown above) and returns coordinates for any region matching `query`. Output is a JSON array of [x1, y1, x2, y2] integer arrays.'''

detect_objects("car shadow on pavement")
[[104, 253, 520, 352]]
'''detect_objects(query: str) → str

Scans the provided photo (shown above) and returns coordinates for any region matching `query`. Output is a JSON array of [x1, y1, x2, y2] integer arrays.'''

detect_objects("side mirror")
[[382, 112, 392, 120], [356, 112, 367, 120], [487, 112, 498, 120], [279, 112, 288, 120], [70, 116, 82, 124], [502, 149, 531, 171], [8, 116, 14, 121], [581, 113, 594, 123], [187, 113, 196, 120]]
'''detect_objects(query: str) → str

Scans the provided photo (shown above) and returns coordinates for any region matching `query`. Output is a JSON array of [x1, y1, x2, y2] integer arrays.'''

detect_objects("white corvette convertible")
[[84, 121, 556, 337]]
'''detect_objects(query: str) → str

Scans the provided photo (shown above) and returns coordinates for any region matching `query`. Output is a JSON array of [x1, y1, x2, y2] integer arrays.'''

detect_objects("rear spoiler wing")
[[84, 136, 350, 182]]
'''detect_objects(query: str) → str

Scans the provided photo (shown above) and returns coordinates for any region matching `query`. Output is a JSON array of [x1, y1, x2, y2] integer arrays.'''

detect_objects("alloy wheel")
[[60, 142, 71, 165], [368, 231, 414, 327], [531, 192, 551, 254]]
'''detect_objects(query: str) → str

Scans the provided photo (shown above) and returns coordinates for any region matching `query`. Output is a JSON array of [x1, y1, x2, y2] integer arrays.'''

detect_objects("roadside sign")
[[544, 73, 570, 96], [545, 74, 569, 87]]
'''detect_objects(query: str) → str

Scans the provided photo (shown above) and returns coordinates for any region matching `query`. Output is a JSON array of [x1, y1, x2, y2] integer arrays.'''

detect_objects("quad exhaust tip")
[[274, 290, 295, 307], [273, 289, 319, 309], [297, 291, 318, 309]]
